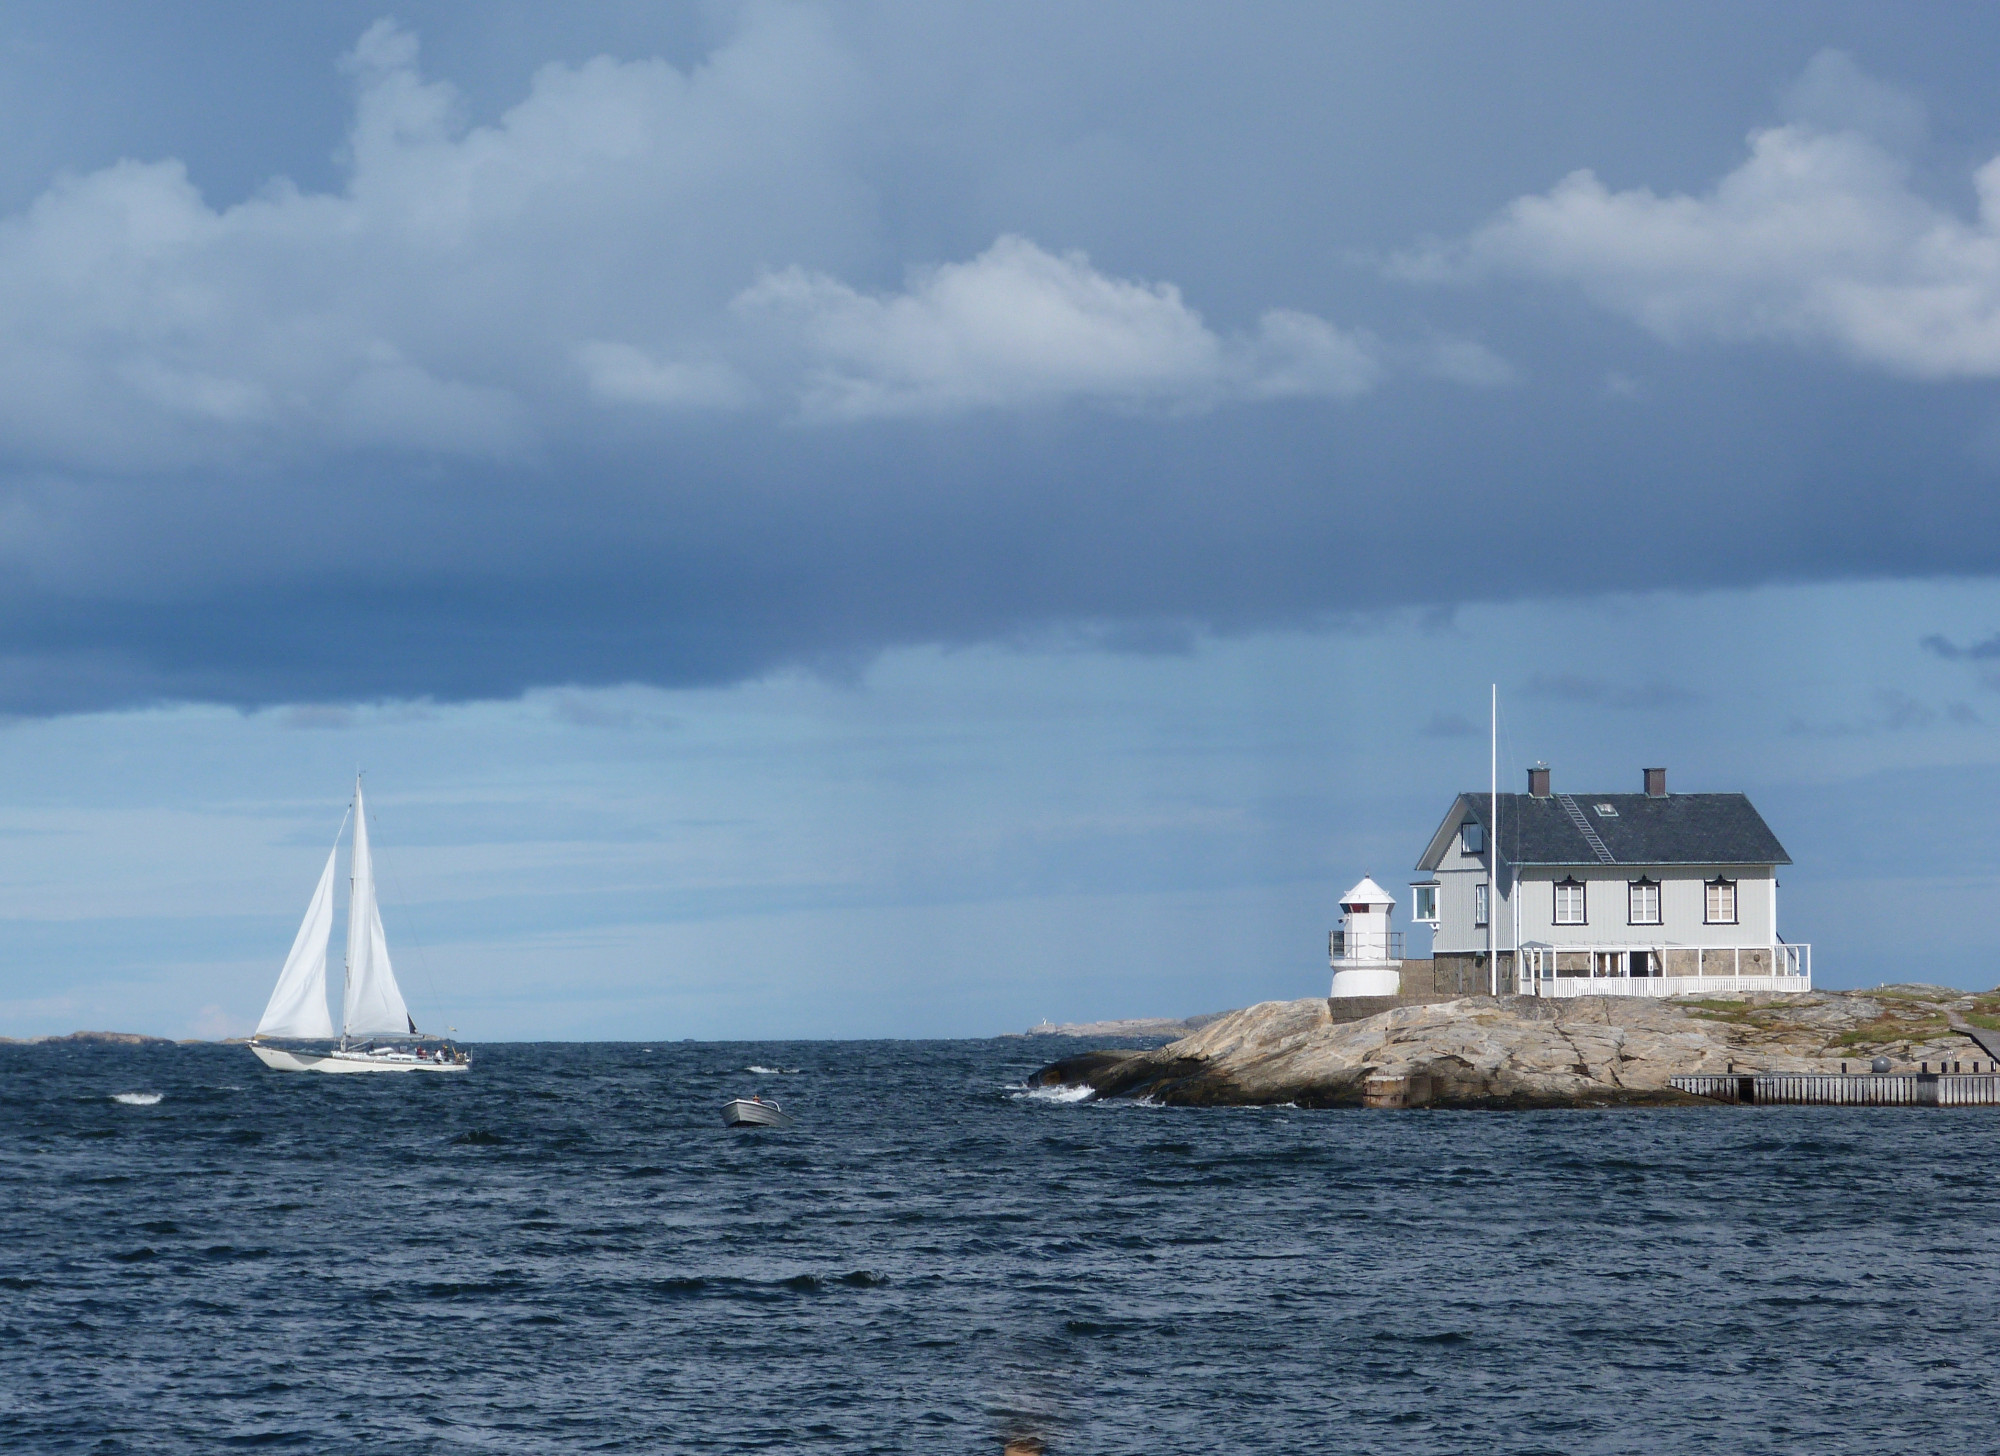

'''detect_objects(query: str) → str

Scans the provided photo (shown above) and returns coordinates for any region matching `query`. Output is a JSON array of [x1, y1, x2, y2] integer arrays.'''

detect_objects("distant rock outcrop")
[[1029, 986, 2000, 1108], [0, 1030, 177, 1046], [1009, 1012, 1229, 1040]]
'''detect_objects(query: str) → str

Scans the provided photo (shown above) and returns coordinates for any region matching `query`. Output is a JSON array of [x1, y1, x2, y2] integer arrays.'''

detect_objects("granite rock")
[[1029, 986, 2000, 1108]]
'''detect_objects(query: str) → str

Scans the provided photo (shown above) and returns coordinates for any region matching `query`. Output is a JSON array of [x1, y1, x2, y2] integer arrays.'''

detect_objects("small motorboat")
[[722, 1096, 795, 1129]]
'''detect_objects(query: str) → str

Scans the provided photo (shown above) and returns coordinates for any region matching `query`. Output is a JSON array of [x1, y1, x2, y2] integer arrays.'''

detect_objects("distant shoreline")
[[1003, 1011, 1229, 1040], [0, 1030, 186, 1046]]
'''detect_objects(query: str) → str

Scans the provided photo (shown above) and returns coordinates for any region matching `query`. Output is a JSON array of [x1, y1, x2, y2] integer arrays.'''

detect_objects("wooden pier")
[[1672, 1071, 2000, 1107]]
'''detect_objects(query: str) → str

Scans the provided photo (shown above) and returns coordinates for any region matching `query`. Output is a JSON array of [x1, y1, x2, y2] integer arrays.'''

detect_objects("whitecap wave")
[[1009, 1082, 1096, 1104], [111, 1092, 163, 1106], [744, 1066, 798, 1075]]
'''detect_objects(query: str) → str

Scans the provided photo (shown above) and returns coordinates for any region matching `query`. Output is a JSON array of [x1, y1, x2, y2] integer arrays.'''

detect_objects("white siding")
[[1430, 816, 1513, 953], [1512, 865, 1776, 947], [1424, 801, 1780, 955]]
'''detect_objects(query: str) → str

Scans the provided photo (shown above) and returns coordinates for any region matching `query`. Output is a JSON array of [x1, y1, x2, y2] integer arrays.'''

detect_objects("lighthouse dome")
[[1338, 876, 1396, 913]]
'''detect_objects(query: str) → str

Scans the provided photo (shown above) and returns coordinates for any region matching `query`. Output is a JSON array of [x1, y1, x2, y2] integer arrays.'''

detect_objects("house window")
[[1594, 803, 1618, 817], [1554, 877, 1587, 925], [1705, 878, 1738, 925], [1628, 878, 1660, 925], [1474, 883, 1488, 927], [1412, 884, 1438, 925], [1461, 821, 1484, 854]]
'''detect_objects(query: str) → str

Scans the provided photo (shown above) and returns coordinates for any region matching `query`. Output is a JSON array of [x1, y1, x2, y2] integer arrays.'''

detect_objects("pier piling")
[[1671, 1072, 2000, 1106]]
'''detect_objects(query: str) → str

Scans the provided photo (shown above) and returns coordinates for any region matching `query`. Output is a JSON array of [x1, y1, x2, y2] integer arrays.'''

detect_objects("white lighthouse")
[[1329, 875, 1401, 997]]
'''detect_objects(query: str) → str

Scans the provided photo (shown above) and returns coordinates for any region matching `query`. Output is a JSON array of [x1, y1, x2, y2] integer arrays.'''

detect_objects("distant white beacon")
[[1329, 875, 1401, 998]]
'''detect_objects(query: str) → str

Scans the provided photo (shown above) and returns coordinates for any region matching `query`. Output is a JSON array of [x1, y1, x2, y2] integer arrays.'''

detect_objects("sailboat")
[[248, 779, 468, 1074]]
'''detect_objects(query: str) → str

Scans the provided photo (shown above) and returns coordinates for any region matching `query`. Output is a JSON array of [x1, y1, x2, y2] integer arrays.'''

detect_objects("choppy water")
[[4, 1039, 1999, 1454]]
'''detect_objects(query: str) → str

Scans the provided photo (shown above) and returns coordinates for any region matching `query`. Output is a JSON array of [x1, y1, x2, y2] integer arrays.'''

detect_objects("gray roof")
[[1416, 792, 1791, 871]]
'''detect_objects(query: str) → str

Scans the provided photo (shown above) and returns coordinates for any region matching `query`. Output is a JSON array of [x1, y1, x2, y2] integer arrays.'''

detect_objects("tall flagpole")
[[1489, 684, 1498, 996]]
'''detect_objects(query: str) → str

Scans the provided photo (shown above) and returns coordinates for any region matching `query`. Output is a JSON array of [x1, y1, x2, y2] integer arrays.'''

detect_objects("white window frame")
[[1461, 821, 1484, 855], [1412, 884, 1439, 925], [1474, 883, 1489, 927], [1705, 878, 1738, 925], [1628, 878, 1660, 926], [1554, 877, 1587, 926]]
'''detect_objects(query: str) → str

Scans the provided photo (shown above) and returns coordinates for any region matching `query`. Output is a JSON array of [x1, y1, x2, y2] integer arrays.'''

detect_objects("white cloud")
[[734, 234, 1380, 419], [1781, 49, 1926, 152], [0, 14, 1488, 477], [1237, 308, 1383, 401], [1400, 55, 2000, 381], [1410, 337, 1521, 388], [576, 342, 755, 409], [0, 13, 867, 471]]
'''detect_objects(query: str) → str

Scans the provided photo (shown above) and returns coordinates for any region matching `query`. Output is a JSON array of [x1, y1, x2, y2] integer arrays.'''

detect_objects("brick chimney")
[[1527, 764, 1550, 798], [1644, 767, 1667, 797]]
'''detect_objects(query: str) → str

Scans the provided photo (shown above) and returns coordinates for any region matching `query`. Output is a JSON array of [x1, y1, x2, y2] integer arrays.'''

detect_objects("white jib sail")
[[341, 781, 415, 1037], [254, 842, 340, 1040]]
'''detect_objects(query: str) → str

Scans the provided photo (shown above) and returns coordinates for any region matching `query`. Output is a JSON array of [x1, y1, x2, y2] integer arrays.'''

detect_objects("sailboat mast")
[[342, 776, 358, 1048]]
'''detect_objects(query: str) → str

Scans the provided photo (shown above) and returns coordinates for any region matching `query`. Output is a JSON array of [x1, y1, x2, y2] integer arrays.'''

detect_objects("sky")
[[4, 2, 2000, 1039]]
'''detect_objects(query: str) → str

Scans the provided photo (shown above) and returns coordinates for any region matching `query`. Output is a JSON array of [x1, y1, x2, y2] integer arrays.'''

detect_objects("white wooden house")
[[1410, 765, 1810, 997]]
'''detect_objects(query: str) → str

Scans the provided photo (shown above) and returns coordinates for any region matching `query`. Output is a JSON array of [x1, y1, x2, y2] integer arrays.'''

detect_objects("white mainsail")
[[254, 839, 341, 1040], [341, 780, 415, 1038]]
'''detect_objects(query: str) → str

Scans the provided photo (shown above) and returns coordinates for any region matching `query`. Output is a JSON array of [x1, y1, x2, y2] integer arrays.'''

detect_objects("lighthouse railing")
[[1330, 930, 1403, 963]]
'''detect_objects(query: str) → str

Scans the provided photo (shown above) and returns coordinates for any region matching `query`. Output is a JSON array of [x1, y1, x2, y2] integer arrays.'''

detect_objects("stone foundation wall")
[[1425, 953, 1515, 997], [1325, 956, 1515, 1023], [1325, 994, 1415, 1023]]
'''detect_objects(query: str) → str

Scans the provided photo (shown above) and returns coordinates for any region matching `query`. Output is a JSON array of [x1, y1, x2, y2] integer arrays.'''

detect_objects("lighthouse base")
[[1330, 960, 1402, 998]]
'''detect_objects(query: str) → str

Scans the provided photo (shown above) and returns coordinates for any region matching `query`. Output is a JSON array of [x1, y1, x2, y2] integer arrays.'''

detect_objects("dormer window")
[[1705, 878, 1738, 925], [1460, 821, 1484, 854], [1554, 877, 1587, 925], [1628, 878, 1660, 925]]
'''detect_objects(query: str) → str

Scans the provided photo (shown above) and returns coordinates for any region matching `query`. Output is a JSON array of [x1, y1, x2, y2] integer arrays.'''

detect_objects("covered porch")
[[1518, 941, 1811, 998]]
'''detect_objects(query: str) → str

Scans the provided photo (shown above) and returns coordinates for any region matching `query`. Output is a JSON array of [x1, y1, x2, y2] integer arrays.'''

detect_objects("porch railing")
[[1518, 941, 1810, 996]]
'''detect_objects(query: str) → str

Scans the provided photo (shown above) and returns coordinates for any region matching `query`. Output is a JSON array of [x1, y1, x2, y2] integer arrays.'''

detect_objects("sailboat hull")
[[249, 1043, 468, 1074]]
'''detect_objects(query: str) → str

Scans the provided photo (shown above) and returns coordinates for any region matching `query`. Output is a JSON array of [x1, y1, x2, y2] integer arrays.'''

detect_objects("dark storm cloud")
[[3, 5, 2000, 712], [1420, 713, 1477, 739], [1921, 632, 2000, 661], [1785, 689, 1976, 737]]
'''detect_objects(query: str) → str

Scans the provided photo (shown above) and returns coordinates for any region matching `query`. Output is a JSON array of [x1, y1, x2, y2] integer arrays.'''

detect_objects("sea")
[[4, 1038, 1998, 1455]]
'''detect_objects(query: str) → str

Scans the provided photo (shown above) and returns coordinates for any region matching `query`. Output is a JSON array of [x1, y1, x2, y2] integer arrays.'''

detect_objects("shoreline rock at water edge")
[[1027, 986, 2000, 1109]]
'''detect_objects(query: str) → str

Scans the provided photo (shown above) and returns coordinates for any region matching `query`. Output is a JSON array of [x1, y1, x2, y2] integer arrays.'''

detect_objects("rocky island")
[[1028, 986, 2000, 1108]]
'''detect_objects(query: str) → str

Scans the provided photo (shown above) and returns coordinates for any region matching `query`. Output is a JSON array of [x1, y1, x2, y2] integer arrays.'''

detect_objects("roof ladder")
[[1557, 794, 1617, 864]]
